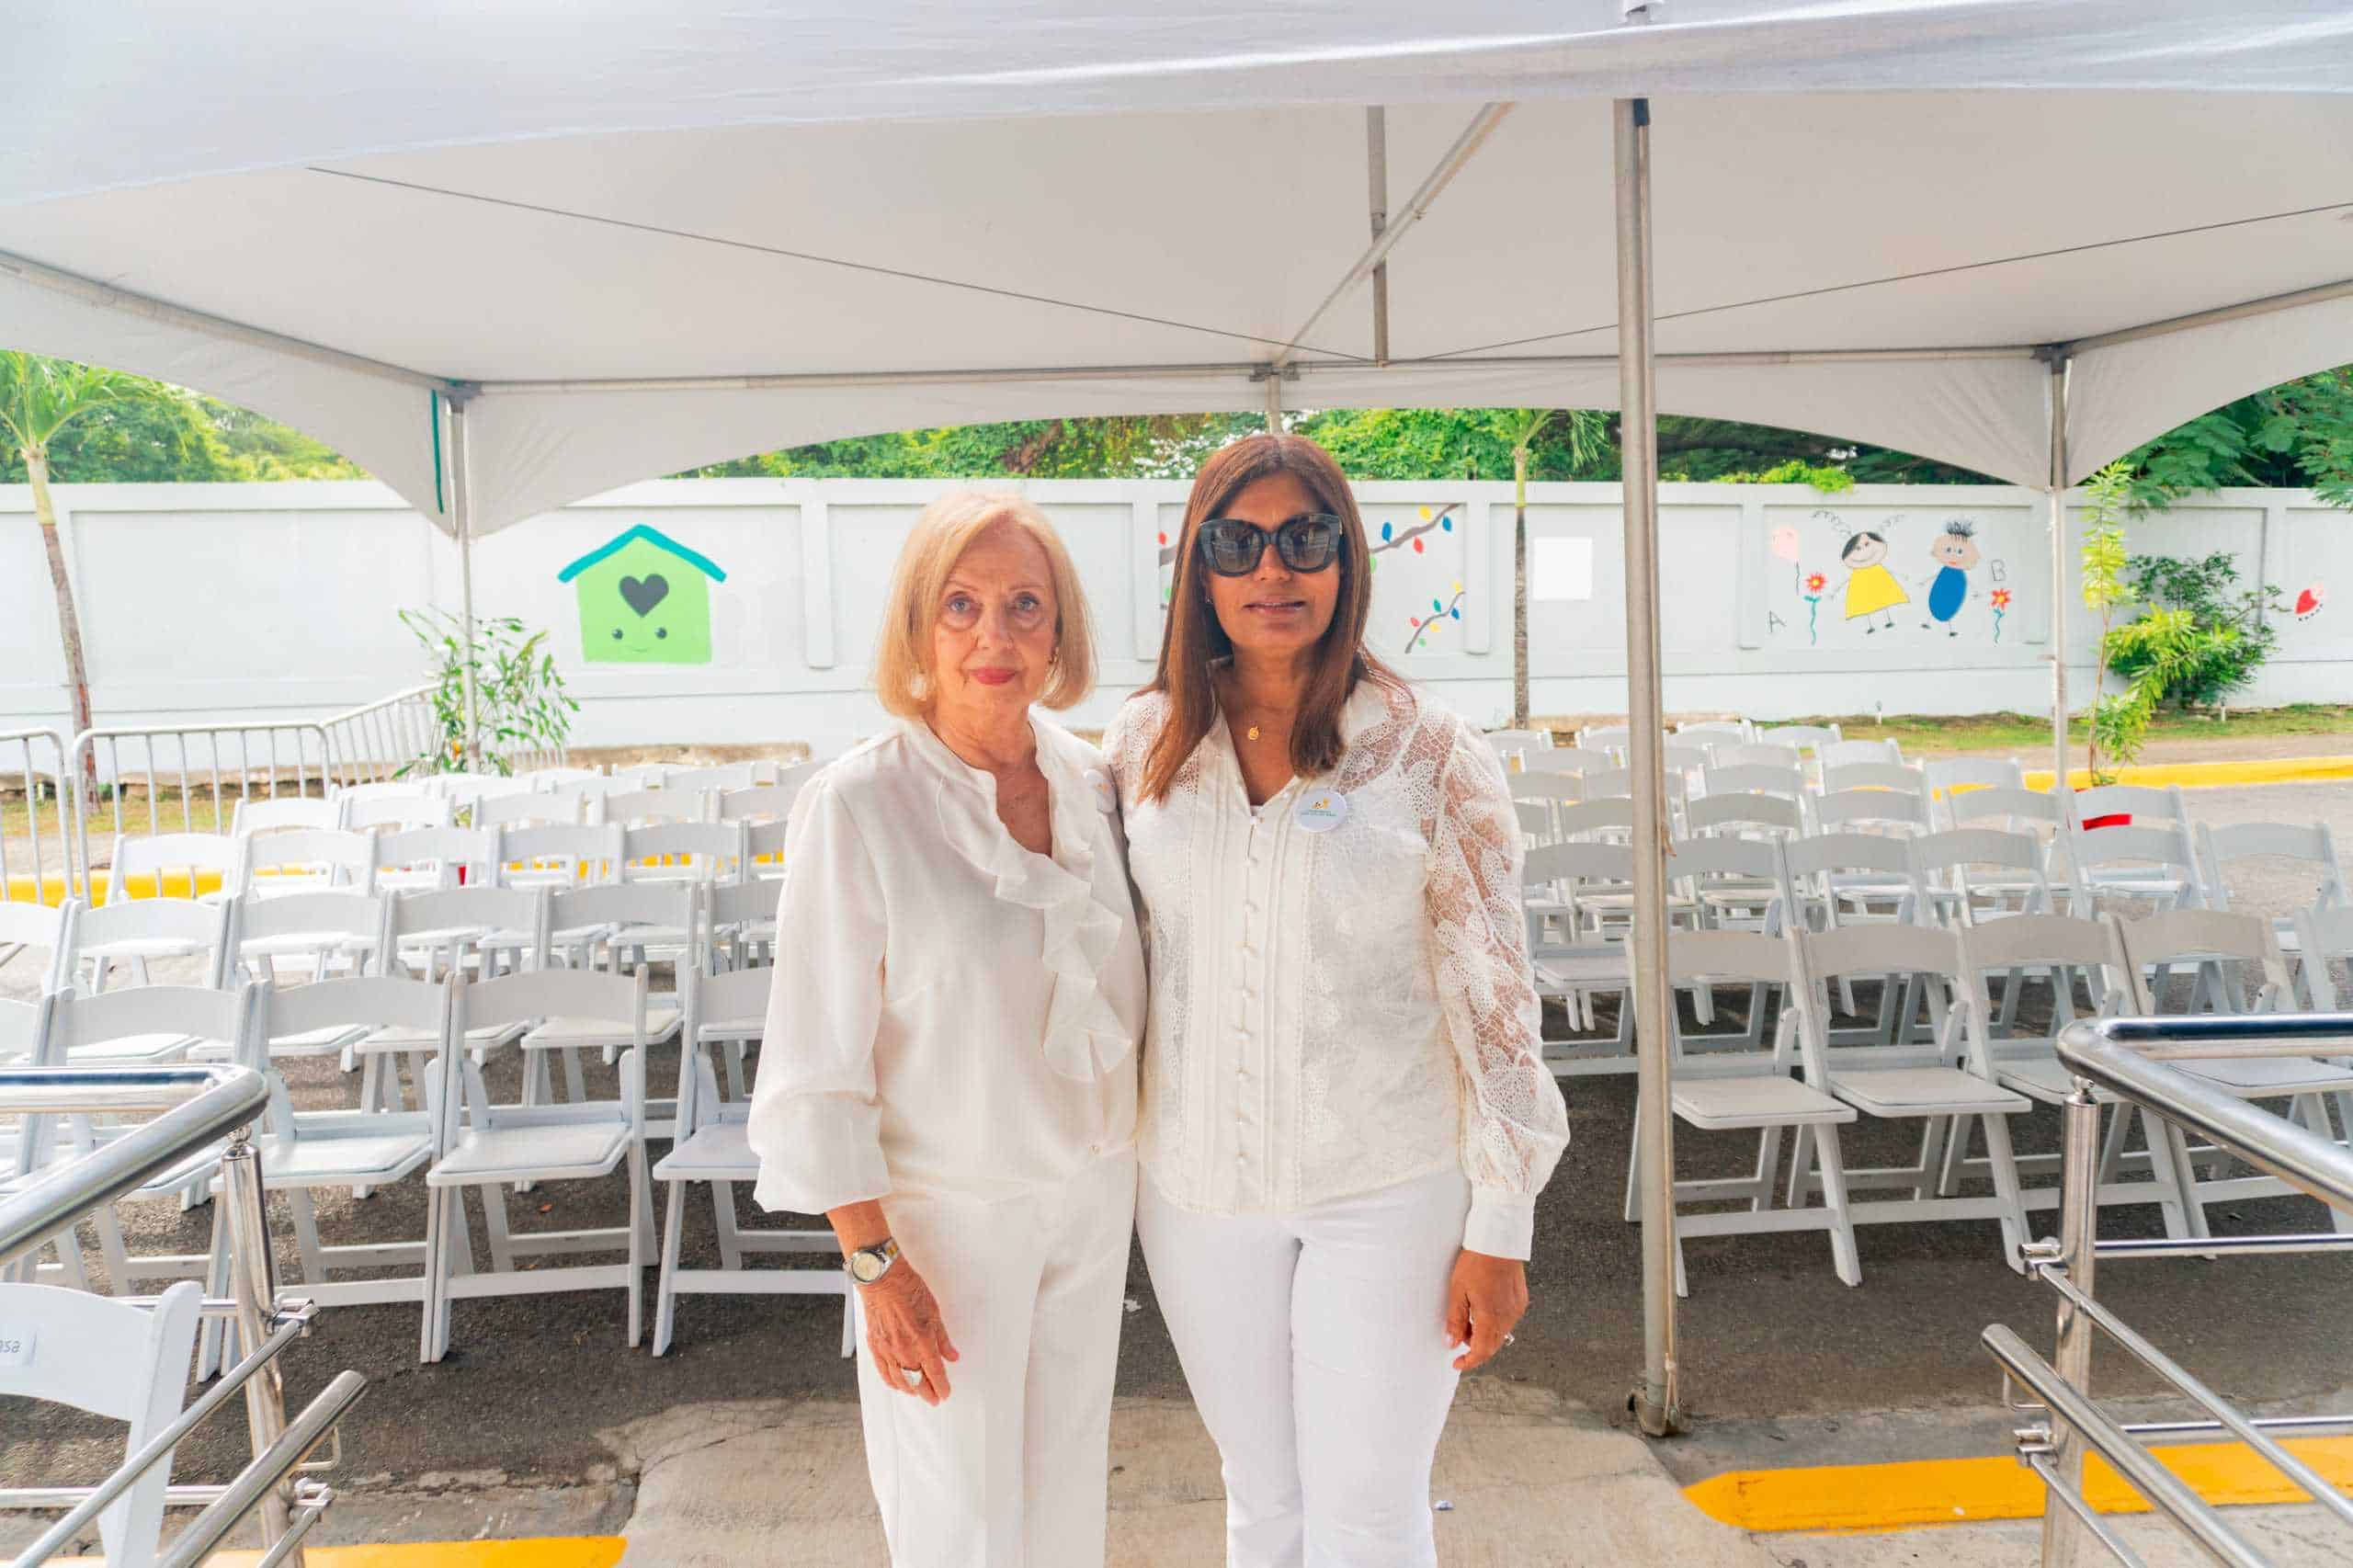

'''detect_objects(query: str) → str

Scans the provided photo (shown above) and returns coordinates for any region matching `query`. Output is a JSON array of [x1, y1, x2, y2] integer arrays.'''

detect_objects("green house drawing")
[[557, 526, 726, 665]]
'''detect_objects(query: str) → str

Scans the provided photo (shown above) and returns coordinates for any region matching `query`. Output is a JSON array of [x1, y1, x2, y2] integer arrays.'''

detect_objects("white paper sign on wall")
[[1531, 538, 1594, 602], [0, 1327, 34, 1368]]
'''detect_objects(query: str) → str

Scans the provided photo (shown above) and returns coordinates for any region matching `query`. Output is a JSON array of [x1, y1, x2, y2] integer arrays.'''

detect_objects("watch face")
[[850, 1249, 887, 1283]]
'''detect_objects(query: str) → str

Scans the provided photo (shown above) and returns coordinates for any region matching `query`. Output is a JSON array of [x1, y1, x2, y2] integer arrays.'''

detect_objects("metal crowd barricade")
[[0, 728, 74, 904], [0, 1064, 367, 1568], [1986, 1014, 2353, 1567], [69, 719, 338, 897], [317, 685, 440, 787]]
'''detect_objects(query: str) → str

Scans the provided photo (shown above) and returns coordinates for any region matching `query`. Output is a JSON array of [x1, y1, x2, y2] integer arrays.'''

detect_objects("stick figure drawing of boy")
[[1840, 530, 1906, 633], [1924, 520, 1979, 636]]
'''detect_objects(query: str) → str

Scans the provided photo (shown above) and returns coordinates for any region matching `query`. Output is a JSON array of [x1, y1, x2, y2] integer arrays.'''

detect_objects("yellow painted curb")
[[3, 870, 225, 905], [2020, 756, 2353, 791], [59, 1540, 625, 1567], [1684, 1436, 2353, 1534]]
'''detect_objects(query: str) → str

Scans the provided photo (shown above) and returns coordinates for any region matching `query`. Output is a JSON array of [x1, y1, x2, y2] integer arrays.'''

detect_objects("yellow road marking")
[[59, 1540, 625, 1567], [1684, 1436, 2353, 1533], [2021, 756, 2353, 791]]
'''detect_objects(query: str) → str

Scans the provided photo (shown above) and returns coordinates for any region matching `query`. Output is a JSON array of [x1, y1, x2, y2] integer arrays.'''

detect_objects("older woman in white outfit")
[[1103, 434, 1570, 1568], [747, 490, 1146, 1568]]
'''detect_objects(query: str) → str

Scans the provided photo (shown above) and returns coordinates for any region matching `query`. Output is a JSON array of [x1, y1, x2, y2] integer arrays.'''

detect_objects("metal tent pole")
[[2045, 354, 2071, 788], [448, 395, 482, 772], [1616, 94, 1682, 1439]]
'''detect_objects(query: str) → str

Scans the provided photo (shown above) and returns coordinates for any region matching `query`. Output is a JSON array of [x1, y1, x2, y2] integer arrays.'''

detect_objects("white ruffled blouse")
[[747, 713, 1145, 1215], [1103, 678, 1569, 1260]]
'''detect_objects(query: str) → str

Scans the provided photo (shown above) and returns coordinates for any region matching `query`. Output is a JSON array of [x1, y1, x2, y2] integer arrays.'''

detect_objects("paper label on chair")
[[0, 1328, 33, 1368]]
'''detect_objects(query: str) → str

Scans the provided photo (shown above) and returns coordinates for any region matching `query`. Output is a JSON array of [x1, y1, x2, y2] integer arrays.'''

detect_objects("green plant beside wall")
[[2077, 463, 2138, 785], [397, 608, 578, 776], [2107, 551, 2280, 710]]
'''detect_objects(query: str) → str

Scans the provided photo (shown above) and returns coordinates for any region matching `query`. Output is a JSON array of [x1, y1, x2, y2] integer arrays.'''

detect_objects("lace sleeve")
[[1427, 720, 1571, 1259]]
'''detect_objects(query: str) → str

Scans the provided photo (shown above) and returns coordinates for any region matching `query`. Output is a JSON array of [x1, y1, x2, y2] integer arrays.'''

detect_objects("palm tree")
[[2, 352, 136, 795], [1500, 408, 1606, 726]]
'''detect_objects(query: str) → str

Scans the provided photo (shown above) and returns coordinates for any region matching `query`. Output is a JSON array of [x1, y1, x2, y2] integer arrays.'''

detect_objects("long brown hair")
[[1138, 433, 1400, 802]]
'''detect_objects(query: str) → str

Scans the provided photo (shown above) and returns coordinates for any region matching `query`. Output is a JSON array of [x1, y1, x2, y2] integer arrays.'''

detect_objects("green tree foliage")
[[2109, 552, 2279, 710]]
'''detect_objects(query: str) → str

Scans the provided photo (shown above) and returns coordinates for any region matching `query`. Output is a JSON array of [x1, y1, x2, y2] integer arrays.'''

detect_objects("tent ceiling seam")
[[1416, 194, 2353, 363], [304, 165, 1370, 367]]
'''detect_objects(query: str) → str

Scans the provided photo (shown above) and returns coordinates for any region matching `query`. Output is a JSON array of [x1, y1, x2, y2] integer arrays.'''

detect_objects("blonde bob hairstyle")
[[872, 490, 1097, 718]]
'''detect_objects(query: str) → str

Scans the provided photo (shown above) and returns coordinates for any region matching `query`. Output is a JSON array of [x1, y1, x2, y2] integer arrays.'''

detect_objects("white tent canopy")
[[6, 3, 2352, 535]]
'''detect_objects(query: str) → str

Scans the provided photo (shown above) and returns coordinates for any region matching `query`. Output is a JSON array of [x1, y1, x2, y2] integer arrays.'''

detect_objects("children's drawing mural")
[[1763, 507, 2023, 649], [558, 525, 725, 664], [1154, 501, 1471, 656]]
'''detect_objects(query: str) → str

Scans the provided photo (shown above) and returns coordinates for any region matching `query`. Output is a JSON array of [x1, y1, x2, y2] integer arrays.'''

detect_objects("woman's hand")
[[1444, 1249, 1529, 1372], [861, 1261, 961, 1406]]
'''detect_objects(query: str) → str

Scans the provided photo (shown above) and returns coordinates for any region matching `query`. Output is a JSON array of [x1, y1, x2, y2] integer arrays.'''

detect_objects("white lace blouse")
[[747, 714, 1145, 1216], [1102, 678, 1569, 1259]]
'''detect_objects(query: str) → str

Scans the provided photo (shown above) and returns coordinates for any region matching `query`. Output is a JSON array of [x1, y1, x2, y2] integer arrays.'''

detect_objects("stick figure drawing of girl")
[[1840, 530, 1906, 633]]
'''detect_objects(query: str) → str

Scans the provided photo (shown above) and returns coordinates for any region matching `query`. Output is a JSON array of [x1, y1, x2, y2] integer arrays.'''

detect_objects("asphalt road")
[[6, 779, 2351, 1497]]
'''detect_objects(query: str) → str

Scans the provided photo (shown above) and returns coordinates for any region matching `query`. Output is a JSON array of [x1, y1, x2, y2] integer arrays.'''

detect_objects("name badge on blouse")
[[1084, 768, 1119, 813], [1292, 789, 1349, 834]]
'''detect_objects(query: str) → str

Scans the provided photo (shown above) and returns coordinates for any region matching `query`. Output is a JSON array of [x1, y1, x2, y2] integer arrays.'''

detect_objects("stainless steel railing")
[[68, 719, 340, 901], [317, 685, 441, 785], [1985, 1014, 2353, 1567], [0, 1064, 368, 1567]]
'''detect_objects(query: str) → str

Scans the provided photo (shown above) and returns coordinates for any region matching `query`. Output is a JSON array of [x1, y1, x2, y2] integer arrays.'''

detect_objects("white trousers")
[[857, 1151, 1137, 1568], [1138, 1165, 1472, 1568]]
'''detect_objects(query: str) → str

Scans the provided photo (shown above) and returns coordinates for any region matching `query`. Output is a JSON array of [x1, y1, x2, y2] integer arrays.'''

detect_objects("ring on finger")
[[1503, 1334, 1515, 1346], [899, 1367, 925, 1388]]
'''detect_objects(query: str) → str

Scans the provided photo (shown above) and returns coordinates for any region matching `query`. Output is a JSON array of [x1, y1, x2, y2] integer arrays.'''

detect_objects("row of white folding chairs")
[[1610, 908, 2353, 1294], [230, 758, 822, 837], [2, 905, 832, 1360]]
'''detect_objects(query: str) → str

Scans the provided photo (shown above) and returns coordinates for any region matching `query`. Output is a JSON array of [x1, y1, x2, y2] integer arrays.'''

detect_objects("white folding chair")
[[1754, 723, 1841, 756], [595, 788, 709, 827], [64, 900, 232, 1059], [1675, 719, 1754, 746], [226, 794, 341, 837], [231, 826, 376, 898], [1625, 927, 1859, 1296], [1669, 835, 1797, 1041], [233, 974, 449, 1308], [1783, 924, 2032, 1272], [1714, 743, 1805, 773], [420, 966, 655, 1361], [1813, 786, 1929, 839], [1821, 737, 1904, 769], [1683, 792, 1804, 842], [652, 962, 853, 1357], [1517, 748, 1610, 778], [1946, 784, 2063, 846], [103, 834, 239, 915], [2110, 909, 2353, 1241], [338, 790, 452, 832], [474, 788, 582, 831], [222, 888, 387, 1018], [2068, 782, 2190, 830], [2055, 819, 2207, 918], [0, 1279, 204, 1568], [494, 823, 625, 893], [0, 898, 76, 1004], [718, 783, 802, 824], [621, 822, 748, 888], [1925, 756, 2027, 829], [663, 764, 760, 797], [1699, 763, 1811, 812], [1522, 842, 1637, 1071], [531, 882, 696, 1115], [1784, 833, 1927, 1038], [2199, 821, 2347, 1005], [1577, 723, 1631, 754], [1907, 829, 2054, 979], [364, 885, 547, 1115], [1950, 914, 2188, 1233], [369, 825, 498, 896]]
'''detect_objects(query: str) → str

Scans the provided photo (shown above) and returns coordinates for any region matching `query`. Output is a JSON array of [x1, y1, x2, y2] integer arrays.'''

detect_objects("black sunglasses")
[[1197, 513, 1346, 576]]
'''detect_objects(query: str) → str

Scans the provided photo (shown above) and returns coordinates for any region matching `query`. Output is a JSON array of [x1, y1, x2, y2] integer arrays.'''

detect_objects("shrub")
[[2107, 551, 2280, 710]]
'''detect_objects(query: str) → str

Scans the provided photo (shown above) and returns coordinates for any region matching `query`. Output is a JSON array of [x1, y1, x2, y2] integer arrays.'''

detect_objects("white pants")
[[857, 1150, 1137, 1568], [1138, 1165, 1471, 1568]]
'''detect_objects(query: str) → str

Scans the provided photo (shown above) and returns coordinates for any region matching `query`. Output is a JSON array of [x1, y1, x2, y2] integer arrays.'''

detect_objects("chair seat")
[[1533, 954, 1627, 989], [362, 1021, 523, 1051], [1830, 1066, 2029, 1118], [523, 1006, 682, 1049], [2185, 1056, 2353, 1095], [697, 1017, 765, 1041], [1672, 1074, 1856, 1131], [65, 1032, 201, 1062], [653, 1120, 758, 1180], [241, 932, 378, 960], [1995, 1057, 2127, 1104], [80, 937, 205, 961], [427, 1119, 631, 1183], [252, 1123, 434, 1185]]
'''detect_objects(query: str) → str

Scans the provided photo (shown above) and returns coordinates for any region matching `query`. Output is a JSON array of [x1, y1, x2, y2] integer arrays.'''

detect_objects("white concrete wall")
[[3, 478, 2347, 756]]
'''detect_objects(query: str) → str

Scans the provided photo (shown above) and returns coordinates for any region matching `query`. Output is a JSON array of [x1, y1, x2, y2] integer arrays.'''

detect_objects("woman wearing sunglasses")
[[1102, 434, 1569, 1567]]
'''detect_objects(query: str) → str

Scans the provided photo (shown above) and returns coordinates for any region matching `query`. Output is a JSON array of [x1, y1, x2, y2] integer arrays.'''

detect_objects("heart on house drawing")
[[619, 574, 670, 617]]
